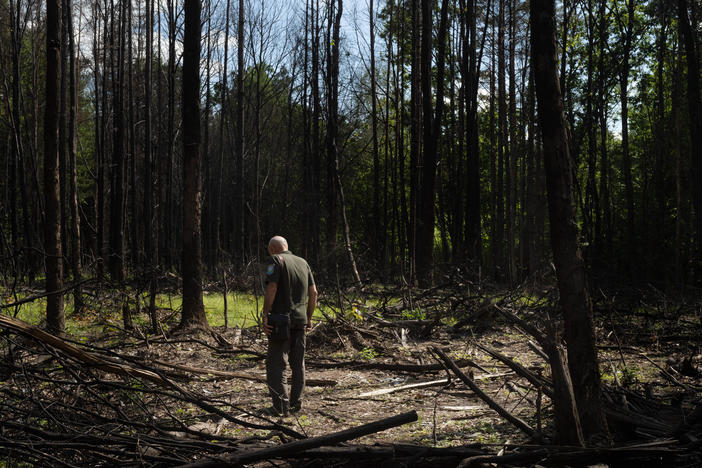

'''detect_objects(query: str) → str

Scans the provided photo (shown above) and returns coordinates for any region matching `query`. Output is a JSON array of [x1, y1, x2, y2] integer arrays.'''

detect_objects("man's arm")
[[261, 282, 278, 335], [306, 284, 318, 331]]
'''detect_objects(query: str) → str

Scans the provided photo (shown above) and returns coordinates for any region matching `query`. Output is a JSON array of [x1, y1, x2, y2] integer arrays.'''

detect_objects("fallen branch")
[[182, 410, 420, 467], [307, 358, 486, 373], [0, 314, 169, 386], [0, 278, 96, 310], [431, 347, 537, 438], [356, 373, 512, 398], [474, 342, 554, 399]]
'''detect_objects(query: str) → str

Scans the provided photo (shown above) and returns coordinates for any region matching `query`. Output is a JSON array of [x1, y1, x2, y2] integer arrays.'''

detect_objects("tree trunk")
[[370, 0, 382, 268], [530, 0, 608, 440], [678, 0, 702, 268], [417, 0, 449, 288], [236, 0, 245, 263], [216, 0, 230, 264], [145, 0, 158, 330], [166, 0, 176, 269], [67, 0, 83, 315], [180, 0, 208, 329], [506, 0, 517, 284], [409, 0, 421, 284], [109, 0, 126, 282], [496, 0, 506, 280], [45, 0, 65, 335], [619, 0, 636, 278]]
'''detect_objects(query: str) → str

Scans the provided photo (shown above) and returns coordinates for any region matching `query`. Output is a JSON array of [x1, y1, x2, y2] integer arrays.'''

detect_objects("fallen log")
[[181, 410, 419, 467], [152, 360, 337, 387], [0, 314, 169, 386], [431, 347, 537, 438], [288, 443, 486, 460], [457, 440, 682, 467]]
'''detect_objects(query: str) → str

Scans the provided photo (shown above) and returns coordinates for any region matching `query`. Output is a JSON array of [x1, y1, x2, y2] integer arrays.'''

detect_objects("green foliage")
[[359, 347, 377, 361], [401, 308, 426, 321]]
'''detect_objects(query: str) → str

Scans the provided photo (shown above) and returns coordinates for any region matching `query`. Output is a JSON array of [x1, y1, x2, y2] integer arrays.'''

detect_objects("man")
[[261, 236, 318, 416]]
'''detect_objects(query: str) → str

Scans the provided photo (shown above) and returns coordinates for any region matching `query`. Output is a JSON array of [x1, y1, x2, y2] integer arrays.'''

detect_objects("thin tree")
[[369, 0, 382, 266], [45, 0, 65, 334], [67, 0, 83, 315], [531, 0, 608, 439], [236, 0, 245, 262], [615, 0, 636, 278], [180, 0, 209, 329], [326, 0, 362, 287]]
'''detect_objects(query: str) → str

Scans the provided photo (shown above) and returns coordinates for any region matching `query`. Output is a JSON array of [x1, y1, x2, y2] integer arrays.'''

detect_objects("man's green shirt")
[[265, 251, 315, 328]]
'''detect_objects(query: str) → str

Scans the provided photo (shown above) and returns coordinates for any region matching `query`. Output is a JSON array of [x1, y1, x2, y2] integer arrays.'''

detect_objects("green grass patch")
[[3, 289, 327, 334]]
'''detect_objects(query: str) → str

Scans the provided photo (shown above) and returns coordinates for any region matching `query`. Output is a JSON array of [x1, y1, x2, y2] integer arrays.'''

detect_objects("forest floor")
[[3, 281, 702, 466]]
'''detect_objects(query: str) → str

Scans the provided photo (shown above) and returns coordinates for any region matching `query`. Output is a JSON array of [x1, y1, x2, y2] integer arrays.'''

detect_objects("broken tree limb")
[[528, 340, 549, 362], [307, 357, 486, 373], [181, 410, 419, 467], [474, 342, 554, 399], [358, 379, 450, 397], [431, 347, 537, 438], [289, 443, 486, 460], [493, 304, 547, 345], [0, 278, 95, 310], [356, 373, 512, 398], [152, 360, 337, 387], [0, 314, 169, 386]]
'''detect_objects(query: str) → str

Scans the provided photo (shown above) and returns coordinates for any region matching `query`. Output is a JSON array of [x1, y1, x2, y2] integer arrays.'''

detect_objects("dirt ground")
[[5, 286, 702, 466], [141, 301, 701, 452]]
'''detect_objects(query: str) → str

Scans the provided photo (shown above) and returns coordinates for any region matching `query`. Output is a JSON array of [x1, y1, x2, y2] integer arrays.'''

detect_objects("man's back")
[[267, 251, 315, 327]]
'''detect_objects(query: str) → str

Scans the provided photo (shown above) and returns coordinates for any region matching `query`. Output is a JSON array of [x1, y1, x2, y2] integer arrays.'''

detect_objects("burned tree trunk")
[[530, 0, 608, 440], [45, 0, 64, 334], [180, 0, 208, 329]]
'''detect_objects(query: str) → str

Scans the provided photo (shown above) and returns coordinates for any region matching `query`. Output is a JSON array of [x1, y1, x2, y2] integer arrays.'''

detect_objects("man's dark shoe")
[[289, 401, 302, 414], [258, 406, 287, 417]]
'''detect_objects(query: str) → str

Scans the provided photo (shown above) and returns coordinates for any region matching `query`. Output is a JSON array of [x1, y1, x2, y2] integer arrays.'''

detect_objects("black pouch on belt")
[[268, 313, 290, 341]]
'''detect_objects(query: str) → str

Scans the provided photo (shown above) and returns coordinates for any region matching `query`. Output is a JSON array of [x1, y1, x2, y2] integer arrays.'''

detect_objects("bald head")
[[268, 236, 288, 255]]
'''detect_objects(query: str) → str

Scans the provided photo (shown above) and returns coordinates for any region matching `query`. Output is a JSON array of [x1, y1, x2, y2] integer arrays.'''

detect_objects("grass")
[[2, 288, 327, 334]]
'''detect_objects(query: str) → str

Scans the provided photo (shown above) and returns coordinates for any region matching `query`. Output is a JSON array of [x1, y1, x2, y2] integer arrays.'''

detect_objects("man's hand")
[[305, 320, 312, 332], [262, 314, 273, 336]]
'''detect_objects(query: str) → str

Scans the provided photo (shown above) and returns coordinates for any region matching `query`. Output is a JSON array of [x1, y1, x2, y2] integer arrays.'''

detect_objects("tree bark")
[[67, 0, 83, 315], [416, 0, 449, 288], [236, 0, 245, 263], [370, 0, 382, 267], [45, 0, 65, 335], [678, 0, 702, 267], [530, 0, 608, 440], [619, 0, 636, 278], [109, 0, 126, 283], [180, 0, 208, 329]]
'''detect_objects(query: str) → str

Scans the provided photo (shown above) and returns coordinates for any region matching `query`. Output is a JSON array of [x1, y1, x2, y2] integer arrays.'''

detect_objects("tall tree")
[[615, 0, 637, 278], [45, 0, 64, 334], [531, 0, 608, 439], [370, 0, 382, 267], [416, 0, 449, 287], [67, 0, 83, 315], [180, 0, 208, 329], [109, 0, 126, 282], [678, 0, 702, 265], [236, 0, 245, 262]]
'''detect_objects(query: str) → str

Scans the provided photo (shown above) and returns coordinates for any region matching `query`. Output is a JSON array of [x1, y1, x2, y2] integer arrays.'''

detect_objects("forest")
[[2, 0, 702, 465]]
